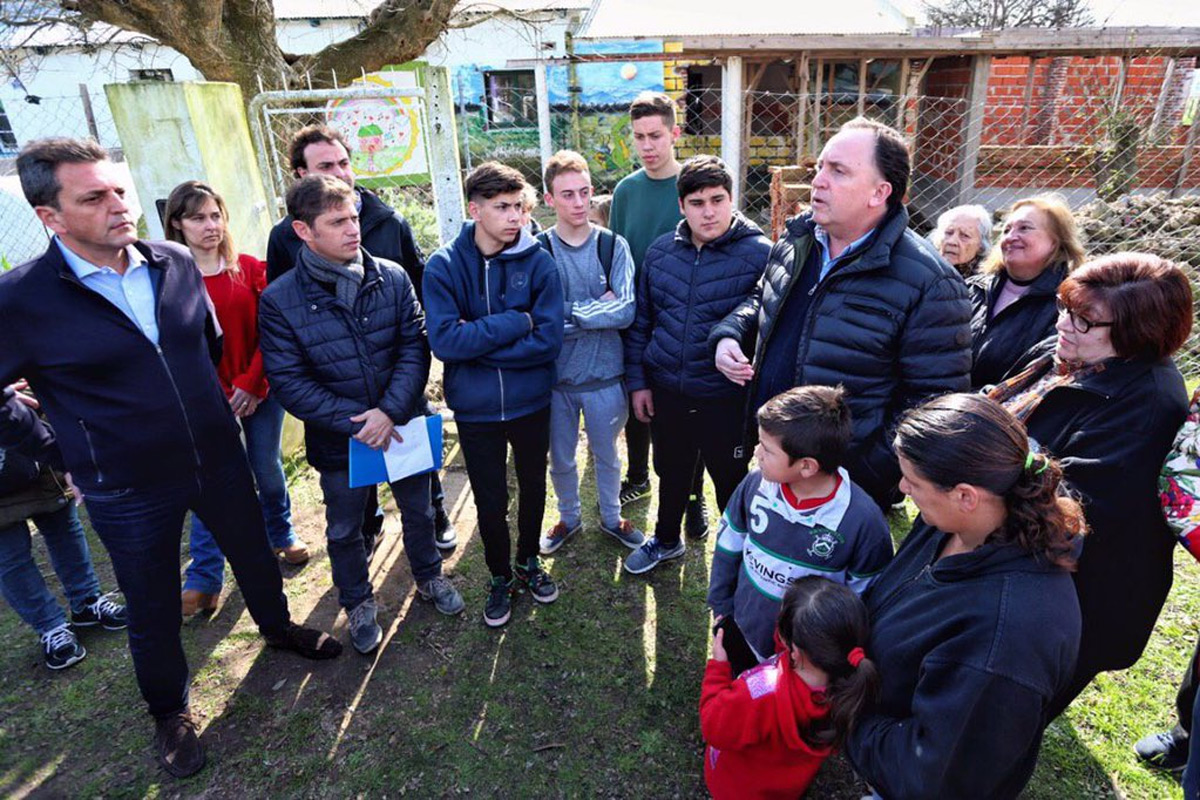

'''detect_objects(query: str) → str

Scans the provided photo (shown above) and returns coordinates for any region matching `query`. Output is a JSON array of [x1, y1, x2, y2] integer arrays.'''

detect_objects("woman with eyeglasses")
[[988, 252, 1193, 719], [967, 195, 1085, 389]]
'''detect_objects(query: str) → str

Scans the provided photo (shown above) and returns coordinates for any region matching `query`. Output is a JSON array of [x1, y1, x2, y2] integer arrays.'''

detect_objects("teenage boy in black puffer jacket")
[[623, 155, 771, 575]]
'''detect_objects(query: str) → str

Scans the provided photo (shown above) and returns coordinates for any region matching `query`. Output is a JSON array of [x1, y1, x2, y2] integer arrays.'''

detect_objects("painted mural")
[[454, 40, 666, 189]]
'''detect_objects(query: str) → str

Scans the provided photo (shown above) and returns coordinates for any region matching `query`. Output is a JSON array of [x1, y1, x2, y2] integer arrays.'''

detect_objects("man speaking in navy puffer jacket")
[[623, 155, 771, 576]]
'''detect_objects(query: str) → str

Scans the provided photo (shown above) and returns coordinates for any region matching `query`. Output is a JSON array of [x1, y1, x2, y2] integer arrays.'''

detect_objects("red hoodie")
[[701, 654, 833, 799], [203, 254, 269, 400]]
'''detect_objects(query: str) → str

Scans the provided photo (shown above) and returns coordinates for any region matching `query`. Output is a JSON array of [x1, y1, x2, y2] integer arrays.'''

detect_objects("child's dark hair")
[[894, 393, 1086, 569], [465, 161, 528, 202], [777, 576, 878, 749], [629, 91, 677, 127], [677, 155, 732, 200], [756, 385, 851, 473]]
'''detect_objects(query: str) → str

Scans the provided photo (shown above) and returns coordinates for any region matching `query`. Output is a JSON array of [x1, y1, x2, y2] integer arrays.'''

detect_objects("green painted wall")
[[105, 81, 272, 258]]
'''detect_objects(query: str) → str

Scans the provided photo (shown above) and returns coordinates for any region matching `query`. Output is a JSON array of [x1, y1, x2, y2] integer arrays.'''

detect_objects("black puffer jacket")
[[708, 209, 972, 505], [625, 213, 770, 397], [258, 249, 430, 473], [967, 263, 1066, 389]]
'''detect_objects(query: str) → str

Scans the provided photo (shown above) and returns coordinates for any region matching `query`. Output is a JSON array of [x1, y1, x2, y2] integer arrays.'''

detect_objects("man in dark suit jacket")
[[0, 138, 341, 780]]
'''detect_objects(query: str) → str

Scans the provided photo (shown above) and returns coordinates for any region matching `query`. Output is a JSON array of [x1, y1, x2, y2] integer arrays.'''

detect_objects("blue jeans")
[[185, 396, 296, 594], [0, 503, 102, 635], [549, 383, 627, 529], [84, 457, 289, 718], [318, 469, 442, 611]]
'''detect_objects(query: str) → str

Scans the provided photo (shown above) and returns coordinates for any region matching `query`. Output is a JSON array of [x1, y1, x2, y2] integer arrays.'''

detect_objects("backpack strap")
[[596, 228, 615, 293], [535, 230, 554, 258]]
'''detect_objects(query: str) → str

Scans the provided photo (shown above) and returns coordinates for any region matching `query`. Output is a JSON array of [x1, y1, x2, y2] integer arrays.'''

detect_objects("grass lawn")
[[0, 422, 1195, 799]]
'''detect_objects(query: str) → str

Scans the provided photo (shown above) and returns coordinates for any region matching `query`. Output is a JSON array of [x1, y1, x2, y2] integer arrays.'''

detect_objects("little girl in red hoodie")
[[701, 576, 879, 799]]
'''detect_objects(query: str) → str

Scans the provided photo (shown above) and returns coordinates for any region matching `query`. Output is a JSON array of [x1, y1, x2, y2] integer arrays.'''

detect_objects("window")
[[685, 65, 721, 136], [483, 70, 536, 129], [130, 68, 174, 82], [0, 101, 16, 154]]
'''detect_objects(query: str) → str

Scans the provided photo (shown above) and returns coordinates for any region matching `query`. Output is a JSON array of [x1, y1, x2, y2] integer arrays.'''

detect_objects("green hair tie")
[[1024, 451, 1049, 475]]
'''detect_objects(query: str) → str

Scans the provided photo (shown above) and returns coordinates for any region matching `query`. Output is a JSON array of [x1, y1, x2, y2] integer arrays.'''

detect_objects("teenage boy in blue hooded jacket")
[[423, 162, 564, 628]]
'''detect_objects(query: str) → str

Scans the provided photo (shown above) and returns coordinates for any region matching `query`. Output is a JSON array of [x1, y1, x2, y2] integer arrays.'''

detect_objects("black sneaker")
[[514, 557, 559, 604], [1134, 729, 1188, 773], [619, 478, 651, 506], [434, 508, 458, 551], [685, 495, 710, 539], [484, 576, 513, 628], [71, 593, 128, 631], [41, 624, 86, 670]]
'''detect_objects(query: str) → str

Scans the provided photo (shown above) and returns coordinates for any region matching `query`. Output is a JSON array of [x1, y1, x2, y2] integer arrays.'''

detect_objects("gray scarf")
[[298, 244, 365, 311]]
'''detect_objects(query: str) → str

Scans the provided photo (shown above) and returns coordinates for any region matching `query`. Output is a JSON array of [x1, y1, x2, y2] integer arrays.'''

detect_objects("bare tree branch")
[[924, 0, 1094, 29]]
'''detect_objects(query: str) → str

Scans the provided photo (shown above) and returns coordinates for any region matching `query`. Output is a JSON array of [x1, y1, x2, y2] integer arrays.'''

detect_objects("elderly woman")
[[847, 394, 1083, 799], [989, 252, 1192, 718], [967, 195, 1086, 389], [930, 203, 991, 277]]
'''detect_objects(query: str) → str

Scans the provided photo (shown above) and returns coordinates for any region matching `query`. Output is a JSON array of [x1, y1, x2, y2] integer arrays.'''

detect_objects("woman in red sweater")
[[165, 181, 308, 615], [701, 576, 879, 799]]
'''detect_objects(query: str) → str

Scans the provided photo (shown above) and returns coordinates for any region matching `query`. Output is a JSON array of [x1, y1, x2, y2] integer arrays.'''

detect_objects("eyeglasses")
[[1055, 299, 1114, 334]]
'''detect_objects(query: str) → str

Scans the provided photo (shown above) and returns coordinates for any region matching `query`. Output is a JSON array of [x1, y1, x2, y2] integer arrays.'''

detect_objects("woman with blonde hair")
[[967, 194, 1085, 388], [165, 181, 309, 615]]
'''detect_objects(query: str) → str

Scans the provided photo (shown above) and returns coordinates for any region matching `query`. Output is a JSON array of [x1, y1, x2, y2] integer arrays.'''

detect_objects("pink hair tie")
[[847, 647, 866, 668]]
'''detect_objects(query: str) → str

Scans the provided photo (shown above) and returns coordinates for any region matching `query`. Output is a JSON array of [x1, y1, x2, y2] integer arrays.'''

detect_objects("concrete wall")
[[106, 82, 272, 256]]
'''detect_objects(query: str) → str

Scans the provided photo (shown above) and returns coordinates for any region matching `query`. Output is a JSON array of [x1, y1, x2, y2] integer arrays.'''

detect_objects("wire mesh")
[[0, 91, 122, 269], [253, 87, 444, 255]]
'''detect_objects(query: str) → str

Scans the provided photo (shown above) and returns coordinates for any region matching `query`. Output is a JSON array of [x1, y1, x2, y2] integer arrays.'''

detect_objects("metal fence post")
[[426, 65, 466, 244], [721, 56, 744, 207]]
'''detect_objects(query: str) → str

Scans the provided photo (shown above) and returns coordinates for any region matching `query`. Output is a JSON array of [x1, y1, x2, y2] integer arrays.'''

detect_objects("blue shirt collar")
[[56, 236, 147, 279]]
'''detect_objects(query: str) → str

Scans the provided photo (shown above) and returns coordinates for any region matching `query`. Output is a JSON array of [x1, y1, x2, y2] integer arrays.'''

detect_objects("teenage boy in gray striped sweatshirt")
[[537, 150, 646, 554]]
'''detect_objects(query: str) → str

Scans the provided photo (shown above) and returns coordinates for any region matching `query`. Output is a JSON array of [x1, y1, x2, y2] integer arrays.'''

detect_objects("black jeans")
[[457, 406, 550, 580], [625, 399, 706, 496], [83, 458, 289, 719], [648, 385, 749, 547]]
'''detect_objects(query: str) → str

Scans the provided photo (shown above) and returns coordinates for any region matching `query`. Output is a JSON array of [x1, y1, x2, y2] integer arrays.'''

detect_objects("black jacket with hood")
[[846, 520, 1081, 800]]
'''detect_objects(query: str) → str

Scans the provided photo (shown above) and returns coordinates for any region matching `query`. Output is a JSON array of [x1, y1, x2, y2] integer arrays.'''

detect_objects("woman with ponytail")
[[701, 576, 878, 799], [846, 394, 1084, 800]]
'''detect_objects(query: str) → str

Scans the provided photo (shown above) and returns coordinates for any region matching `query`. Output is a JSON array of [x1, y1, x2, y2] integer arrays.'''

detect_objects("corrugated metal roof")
[[579, 0, 913, 39]]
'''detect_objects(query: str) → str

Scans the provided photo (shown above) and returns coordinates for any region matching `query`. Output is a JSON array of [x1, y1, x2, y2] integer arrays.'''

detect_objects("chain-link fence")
[[251, 83, 448, 255], [0, 90, 124, 268]]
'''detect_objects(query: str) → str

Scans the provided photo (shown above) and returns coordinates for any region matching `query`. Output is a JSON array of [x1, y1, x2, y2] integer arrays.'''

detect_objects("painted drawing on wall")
[[328, 70, 431, 188]]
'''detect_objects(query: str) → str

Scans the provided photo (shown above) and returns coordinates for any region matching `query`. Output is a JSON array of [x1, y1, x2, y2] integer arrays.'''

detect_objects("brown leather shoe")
[[274, 540, 310, 565], [154, 711, 206, 778], [180, 590, 218, 617]]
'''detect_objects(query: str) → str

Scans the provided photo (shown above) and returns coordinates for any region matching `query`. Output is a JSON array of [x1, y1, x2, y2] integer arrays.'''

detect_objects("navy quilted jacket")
[[258, 249, 430, 473], [625, 213, 770, 397], [708, 209, 972, 506]]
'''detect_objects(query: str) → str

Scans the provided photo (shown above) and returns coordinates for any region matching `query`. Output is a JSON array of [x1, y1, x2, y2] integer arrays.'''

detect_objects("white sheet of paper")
[[381, 416, 434, 481]]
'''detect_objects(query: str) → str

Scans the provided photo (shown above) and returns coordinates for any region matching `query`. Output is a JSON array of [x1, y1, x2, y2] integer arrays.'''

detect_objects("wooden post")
[[1112, 54, 1129, 111], [955, 54, 992, 204], [857, 59, 868, 118], [79, 83, 100, 142], [813, 58, 824, 152], [1150, 57, 1178, 141], [1019, 58, 1037, 145], [794, 54, 810, 161], [721, 55, 745, 206], [895, 58, 910, 130], [534, 63, 553, 186]]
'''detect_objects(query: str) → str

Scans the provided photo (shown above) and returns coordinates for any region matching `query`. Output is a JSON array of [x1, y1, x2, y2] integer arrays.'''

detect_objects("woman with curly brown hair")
[[846, 394, 1084, 799], [989, 251, 1193, 720]]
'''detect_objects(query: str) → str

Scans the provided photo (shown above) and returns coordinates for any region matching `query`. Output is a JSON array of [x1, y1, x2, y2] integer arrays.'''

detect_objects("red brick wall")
[[919, 54, 1198, 190]]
